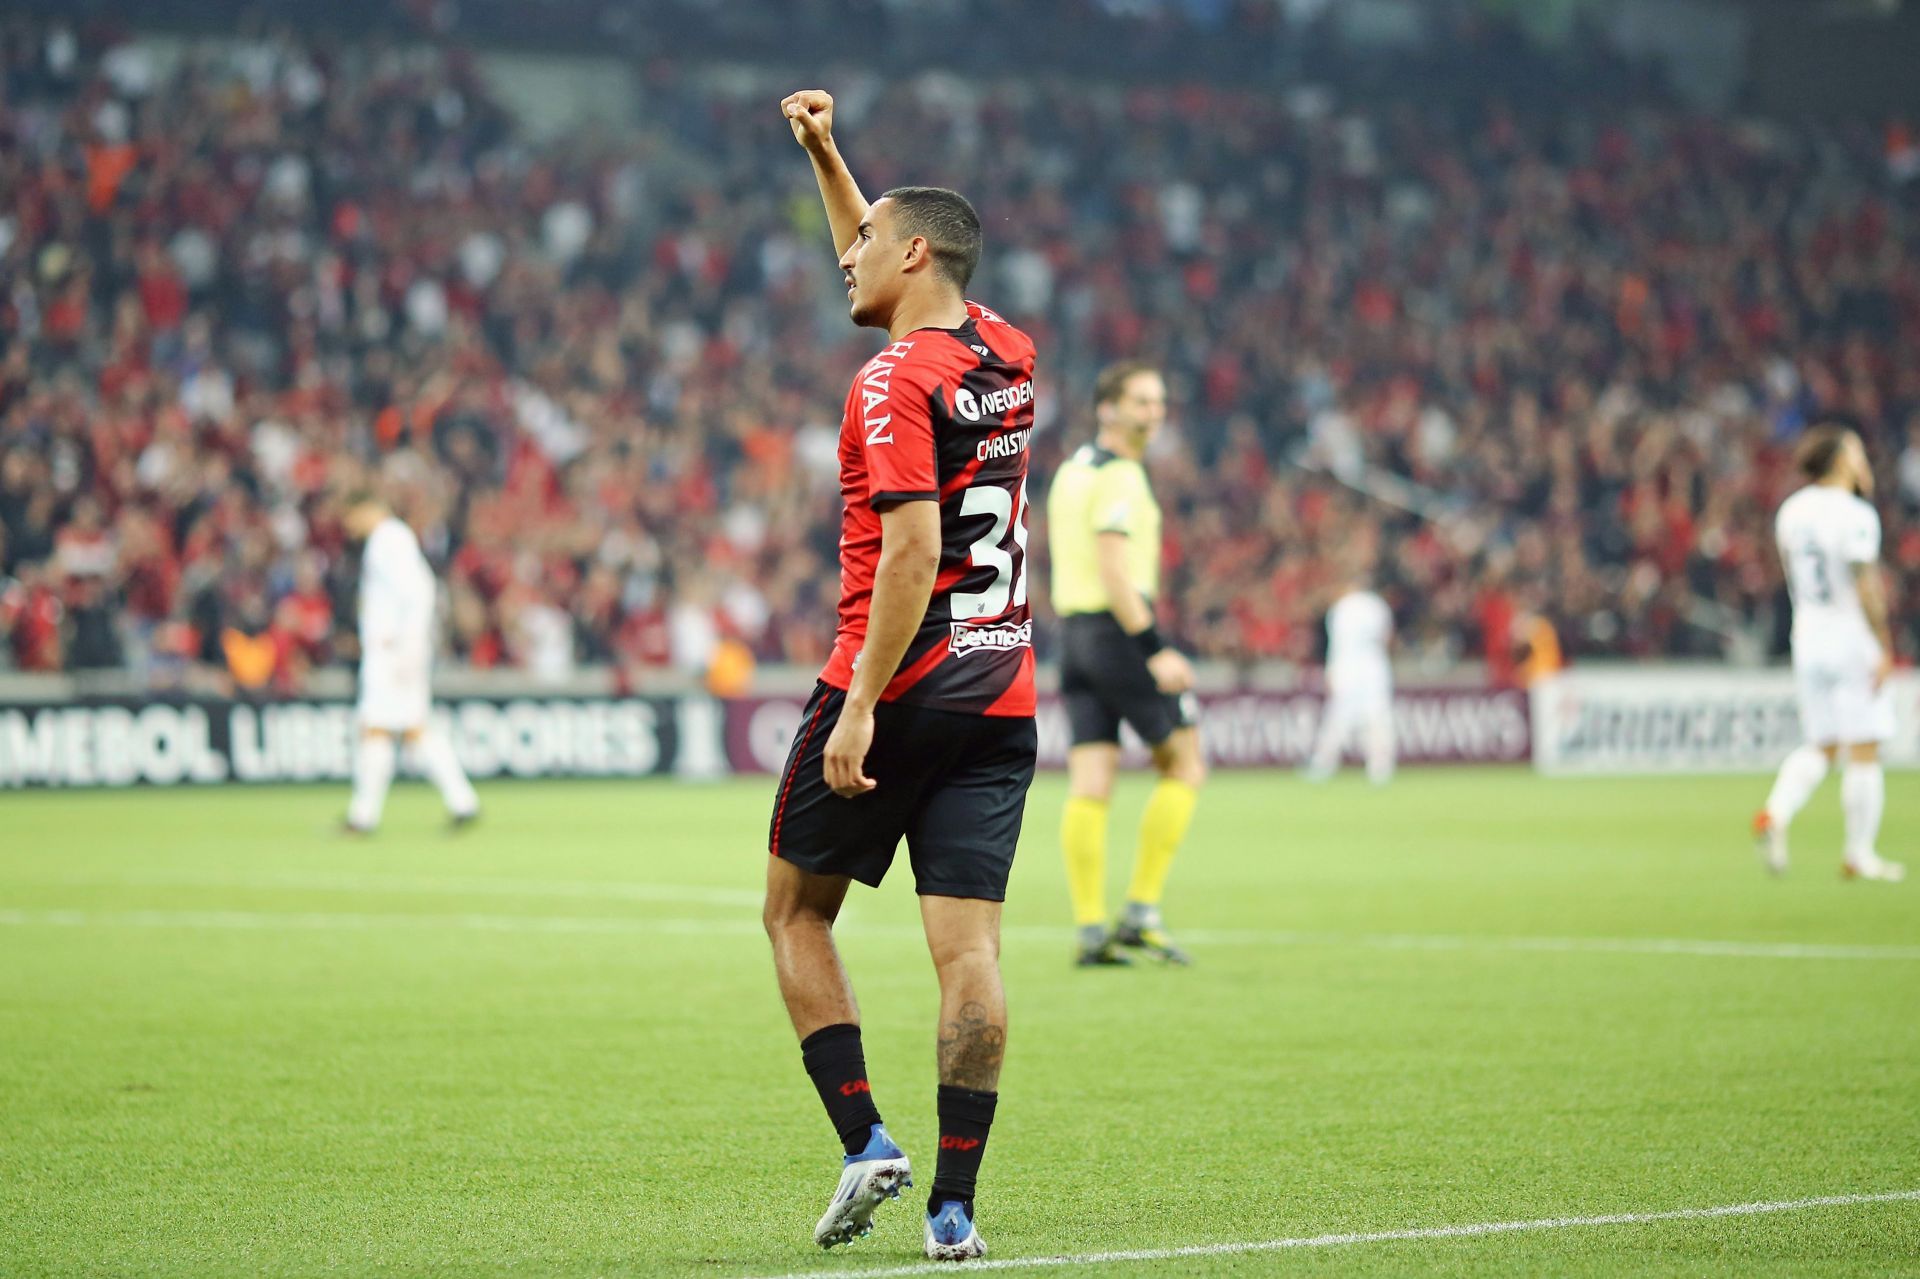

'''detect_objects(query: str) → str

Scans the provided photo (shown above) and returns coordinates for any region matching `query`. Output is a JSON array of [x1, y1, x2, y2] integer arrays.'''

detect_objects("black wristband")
[[1130, 624, 1165, 658]]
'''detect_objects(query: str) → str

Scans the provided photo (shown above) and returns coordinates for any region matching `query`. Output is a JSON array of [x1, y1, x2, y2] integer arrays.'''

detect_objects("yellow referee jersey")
[[1047, 442, 1162, 616]]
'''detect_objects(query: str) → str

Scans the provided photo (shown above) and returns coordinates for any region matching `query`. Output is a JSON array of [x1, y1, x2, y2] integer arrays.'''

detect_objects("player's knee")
[[1155, 740, 1205, 788], [1065, 751, 1118, 802], [762, 891, 830, 939], [761, 896, 789, 940], [1848, 741, 1880, 764], [763, 901, 827, 944], [928, 930, 1000, 976], [932, 948, 1000, 1001]]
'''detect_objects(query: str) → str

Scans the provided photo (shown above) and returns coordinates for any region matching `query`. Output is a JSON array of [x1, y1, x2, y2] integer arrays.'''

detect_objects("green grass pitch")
[[3, 768, 1918, 1277]]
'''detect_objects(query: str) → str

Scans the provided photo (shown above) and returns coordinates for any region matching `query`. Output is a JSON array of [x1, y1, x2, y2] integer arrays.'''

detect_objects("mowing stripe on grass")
[[4, 906, 1920, 962], [736, 1188, 1920, 1278], [25, 872, 1920, 963], [0, 907, 768, 937], [1175, 926, 1920, 961]]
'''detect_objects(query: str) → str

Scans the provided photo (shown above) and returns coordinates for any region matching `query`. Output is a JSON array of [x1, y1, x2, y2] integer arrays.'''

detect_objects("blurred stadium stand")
[[1, 2, 1918, 700]]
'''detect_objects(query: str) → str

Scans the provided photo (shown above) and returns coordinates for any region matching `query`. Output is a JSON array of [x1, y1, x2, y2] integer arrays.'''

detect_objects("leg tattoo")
[[938, 1001, 1006, 1090]]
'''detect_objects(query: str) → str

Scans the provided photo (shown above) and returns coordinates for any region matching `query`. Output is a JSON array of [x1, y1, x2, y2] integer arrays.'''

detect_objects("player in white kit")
[[1754, 424, 1904, 882], [1305, 582, 1395, 785], [342, 494, 479, 835]]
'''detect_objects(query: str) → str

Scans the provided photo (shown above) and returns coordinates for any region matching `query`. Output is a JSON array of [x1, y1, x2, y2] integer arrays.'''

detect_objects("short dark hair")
[[1796, 418, 1859, 481], [1094, 361, 1161, 408], [879, 186, 981, 289]]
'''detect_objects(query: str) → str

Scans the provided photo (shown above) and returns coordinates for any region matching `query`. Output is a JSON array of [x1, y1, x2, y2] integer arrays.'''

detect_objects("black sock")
[[929, 1084, 997, 1215], [801, 1023, 884, 1156]]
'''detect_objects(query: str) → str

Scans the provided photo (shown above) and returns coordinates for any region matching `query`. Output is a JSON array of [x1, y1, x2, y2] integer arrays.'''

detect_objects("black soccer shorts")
[[768, 682, 1038, 901], [1058, 612, 1199, 749]]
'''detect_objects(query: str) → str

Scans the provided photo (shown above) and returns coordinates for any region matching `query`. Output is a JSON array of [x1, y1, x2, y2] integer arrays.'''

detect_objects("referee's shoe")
[[1110, 904, 1192, 966], [1074, 924, 1132, 967]]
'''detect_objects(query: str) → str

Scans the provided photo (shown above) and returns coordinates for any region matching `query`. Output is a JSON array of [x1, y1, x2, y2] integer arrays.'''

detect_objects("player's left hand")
[[1874, 651, 1895, 690], [1148, 648, 1195, 695], [823, 704, 877, 797]]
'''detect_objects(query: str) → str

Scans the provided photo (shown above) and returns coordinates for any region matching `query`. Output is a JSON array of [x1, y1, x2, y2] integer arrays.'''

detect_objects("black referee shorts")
[[768, 682, 1038, 901], [1059, 612, 1198, 749]]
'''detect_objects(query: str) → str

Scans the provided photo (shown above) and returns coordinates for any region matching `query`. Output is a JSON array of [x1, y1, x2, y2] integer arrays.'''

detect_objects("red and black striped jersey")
[[819, 301, 1037, 717]]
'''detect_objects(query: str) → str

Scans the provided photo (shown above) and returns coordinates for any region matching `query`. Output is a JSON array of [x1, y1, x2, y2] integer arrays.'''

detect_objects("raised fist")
[[780, 89, 834, 152]]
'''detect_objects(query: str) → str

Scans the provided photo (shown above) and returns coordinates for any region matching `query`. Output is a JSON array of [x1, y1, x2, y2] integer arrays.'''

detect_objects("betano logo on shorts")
[[948, 618, 1033, 658]]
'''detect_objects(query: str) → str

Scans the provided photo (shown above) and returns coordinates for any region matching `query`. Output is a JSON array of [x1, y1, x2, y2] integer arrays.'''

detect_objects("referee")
[[1046, 362, 1206, 967]]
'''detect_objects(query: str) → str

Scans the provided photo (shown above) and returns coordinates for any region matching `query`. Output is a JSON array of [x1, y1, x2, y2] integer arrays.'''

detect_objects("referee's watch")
[[1130, 624, 1166, 658]]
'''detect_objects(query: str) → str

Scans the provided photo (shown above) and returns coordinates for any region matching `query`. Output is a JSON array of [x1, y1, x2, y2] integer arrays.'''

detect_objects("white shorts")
[[1327, 662, 1392, 718], [357, 654, 431, 733], [1793, 645, 1894, 746]]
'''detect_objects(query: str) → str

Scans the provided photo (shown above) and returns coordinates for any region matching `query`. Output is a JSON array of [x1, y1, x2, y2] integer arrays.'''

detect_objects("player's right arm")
[[358, 545, 396, 656], [358, 534, 420, 658], [1094, 533, 1154, 635], [823, 500, 941, 798], [780, 89, 867, 257], [1855, 562, 1896, 687], [1845, 501, 1895, 687], [1089, 473, 1192, 694]]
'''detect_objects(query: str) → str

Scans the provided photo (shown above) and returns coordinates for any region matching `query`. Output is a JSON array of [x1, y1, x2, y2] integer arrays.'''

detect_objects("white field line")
[[734, 1188, 1920, 1279], [77, 869, 766, 909], [1, 904, 1920, 962], [1168, 926, 1920, 962]]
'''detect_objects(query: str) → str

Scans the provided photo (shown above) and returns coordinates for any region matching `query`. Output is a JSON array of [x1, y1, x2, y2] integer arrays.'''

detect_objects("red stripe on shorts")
[[770, 696, 829, 857]]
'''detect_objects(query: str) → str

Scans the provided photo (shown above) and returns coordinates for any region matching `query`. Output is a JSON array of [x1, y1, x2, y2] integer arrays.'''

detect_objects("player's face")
[[1842, 433, 1874, 499], [1108, 372, 1167, 446], [344, 502, 383, 541], [839, 198, 908, 329]]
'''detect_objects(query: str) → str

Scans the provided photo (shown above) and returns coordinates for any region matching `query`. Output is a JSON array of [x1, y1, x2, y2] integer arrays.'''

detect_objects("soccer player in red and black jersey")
[[764, 88, 1037, 1262]]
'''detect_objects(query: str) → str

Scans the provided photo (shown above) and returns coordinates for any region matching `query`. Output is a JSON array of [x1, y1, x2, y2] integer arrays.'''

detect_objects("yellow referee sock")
[[1061, 796, 1111, 928], [1126, 779, 1198, 908]]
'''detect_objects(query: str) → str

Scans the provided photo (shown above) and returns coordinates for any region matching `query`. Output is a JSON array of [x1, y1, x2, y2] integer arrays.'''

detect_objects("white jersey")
[[357, 518, 438, 732], [1326, 590, 1392, 688], [1311, 588, 1396, 781], [1775, 485, 1881, 661], [359, 518, 436, 654]]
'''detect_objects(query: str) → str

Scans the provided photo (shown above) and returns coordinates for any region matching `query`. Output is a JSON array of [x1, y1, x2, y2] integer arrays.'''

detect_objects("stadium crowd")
[[2, 15, 1919, 692]]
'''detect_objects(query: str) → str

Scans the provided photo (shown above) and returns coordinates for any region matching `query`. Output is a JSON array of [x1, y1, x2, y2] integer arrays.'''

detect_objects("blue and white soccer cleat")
[[923, 1200, 988, 1261], [813, 1124, 912, 1249]]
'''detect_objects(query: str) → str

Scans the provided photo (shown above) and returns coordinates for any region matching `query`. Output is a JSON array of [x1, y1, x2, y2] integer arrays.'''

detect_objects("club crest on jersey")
[[948, 618, 1033, 657], [860, 340, 916, 446]]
